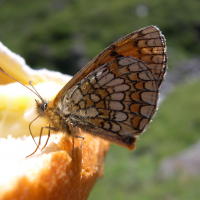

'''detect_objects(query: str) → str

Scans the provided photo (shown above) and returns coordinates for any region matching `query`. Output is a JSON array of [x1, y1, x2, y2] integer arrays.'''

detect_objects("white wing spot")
[[71, 89, 83, 104], [109, 101, 123, 110], [105, 78, 124, 87], [90, 94, 101, 102], [110, 93, 125, 101], [111, 122, 121, 132], [98, 73, 114, 86], [115, 112, 127, 121], [118, 57, 137, 66], [86, 107, 99, 117], [114, 84, 130, 92]]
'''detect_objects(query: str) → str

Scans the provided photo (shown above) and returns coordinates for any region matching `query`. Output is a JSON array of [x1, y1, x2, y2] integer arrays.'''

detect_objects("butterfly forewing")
[[55, 26, 166, 103]]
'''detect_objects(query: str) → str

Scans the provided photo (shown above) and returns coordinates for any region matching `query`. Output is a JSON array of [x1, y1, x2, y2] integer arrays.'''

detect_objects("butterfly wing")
[[63, 55, 163, 149], [54, 25, 166, 104], [54, 25, 166, 149]]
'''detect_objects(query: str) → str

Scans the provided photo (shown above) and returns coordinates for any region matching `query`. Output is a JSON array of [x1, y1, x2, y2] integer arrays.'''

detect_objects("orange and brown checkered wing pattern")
[[55, 26, 166, 149]]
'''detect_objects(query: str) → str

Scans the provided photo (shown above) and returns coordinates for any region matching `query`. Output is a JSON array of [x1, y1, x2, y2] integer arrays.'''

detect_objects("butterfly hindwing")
[[63, 55, 161, 148]]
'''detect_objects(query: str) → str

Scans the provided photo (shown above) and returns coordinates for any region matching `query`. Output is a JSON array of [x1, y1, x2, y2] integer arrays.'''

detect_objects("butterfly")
[[0, 25, 167, 160]]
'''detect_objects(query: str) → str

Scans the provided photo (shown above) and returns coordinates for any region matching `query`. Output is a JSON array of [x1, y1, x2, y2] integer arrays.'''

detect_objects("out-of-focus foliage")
[[0, 0, 200, 75]]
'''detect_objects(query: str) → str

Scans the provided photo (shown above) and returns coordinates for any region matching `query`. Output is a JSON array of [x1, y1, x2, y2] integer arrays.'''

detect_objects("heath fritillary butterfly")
[[0, 25, 167, 160]]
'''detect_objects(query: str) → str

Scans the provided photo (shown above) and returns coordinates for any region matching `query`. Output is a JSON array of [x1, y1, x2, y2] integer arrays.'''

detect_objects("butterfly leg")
[[26, 125, 55, 158], [69, 124, 85, 161], [41, 124, 52, 150], [69, 123, 75, 161], [75, 135, 85, 149], [71, 135, 85, 161], [29, 115, 41, 148]]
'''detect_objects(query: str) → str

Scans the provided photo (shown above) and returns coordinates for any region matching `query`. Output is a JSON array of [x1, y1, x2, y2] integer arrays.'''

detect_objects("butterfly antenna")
[[0, 67, 44, 101], [29, 81, 45, 102]]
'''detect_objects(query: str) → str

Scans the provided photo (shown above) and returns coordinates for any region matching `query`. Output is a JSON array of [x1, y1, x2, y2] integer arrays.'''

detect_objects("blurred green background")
[[1, 0, 200, 199]]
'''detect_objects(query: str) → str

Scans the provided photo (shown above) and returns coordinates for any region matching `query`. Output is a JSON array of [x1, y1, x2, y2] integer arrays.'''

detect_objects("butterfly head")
[[35, 99, 48, 116]]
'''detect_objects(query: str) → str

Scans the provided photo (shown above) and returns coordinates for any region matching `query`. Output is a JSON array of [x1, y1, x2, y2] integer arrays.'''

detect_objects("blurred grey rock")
[[158, 141, 200, 179]]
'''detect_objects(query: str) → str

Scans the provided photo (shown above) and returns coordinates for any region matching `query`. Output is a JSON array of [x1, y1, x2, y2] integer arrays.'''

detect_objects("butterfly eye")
[[40, 103, 47, 112]]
